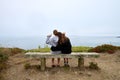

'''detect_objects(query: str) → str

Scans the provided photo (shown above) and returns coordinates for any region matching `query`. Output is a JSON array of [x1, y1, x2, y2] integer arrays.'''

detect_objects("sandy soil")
[[2, 51, 120, 80]]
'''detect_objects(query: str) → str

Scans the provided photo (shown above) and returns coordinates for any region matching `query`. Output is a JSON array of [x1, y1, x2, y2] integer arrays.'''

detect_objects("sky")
[[0, 0, 120, 37]]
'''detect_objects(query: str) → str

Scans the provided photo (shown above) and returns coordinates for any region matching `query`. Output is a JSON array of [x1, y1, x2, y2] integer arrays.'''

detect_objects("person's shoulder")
[[51, 35, 58, 41], [52, 35, 57, 38], [50, 35, 55, 38], [66, 37, 70, 40]]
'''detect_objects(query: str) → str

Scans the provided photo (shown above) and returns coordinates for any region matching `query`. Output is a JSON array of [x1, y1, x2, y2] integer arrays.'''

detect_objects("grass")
[[26, 44, 120, 54], [26, 46, 92, 52], [0, 47, 24, 73], [0, 47, 25, 79], [0, 45, 119, 79], [0, 44, 120, 54], [0, 47, 25, 56], [26, 48, 50, 52], [1, 44, 120, 53], [0, 52, 9, 79], [72, 46, 92, 52]]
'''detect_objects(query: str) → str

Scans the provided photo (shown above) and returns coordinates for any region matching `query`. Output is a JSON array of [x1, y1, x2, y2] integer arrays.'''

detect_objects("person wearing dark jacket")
[[57, 32, 72, 66]]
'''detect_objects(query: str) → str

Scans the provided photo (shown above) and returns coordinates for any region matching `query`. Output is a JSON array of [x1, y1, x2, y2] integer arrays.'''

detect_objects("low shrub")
[[0, 53, 8, 62], [0, 53, 8, 72], [0, 47, 25, 56], [89, 62, 99, 70], [88, 44, 118, 54], [11, 48, 25, 55], [0, 48, 11, 56], [24, 63, 31, 69]]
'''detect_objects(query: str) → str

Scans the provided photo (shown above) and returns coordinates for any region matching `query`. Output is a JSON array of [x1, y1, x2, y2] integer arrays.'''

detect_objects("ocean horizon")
[[0, 35, 120, 50]]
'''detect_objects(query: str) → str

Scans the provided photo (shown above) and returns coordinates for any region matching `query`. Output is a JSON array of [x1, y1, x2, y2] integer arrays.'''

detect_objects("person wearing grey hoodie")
[[46, 29, 61, 67]]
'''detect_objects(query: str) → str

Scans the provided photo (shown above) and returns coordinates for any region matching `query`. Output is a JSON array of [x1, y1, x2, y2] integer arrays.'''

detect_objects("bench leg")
[[78, 56, 84, 69], [41, 58, 46, 71]]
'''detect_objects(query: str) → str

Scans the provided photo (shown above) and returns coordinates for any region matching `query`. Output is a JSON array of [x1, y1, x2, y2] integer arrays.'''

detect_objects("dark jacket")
[[60, 38, 72, 54], [51, 45, 61, 51], [51, 38, 72, 54]]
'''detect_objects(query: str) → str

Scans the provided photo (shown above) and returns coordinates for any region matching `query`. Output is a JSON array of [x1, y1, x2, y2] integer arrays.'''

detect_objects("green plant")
[[89, 62, 99, 70], [0, 53, 8, 62], [26, 46, 92, 52], [72, 46, 92, 52], [0, 53, 8, 72], [27, 47, 50, 52], [24, 63, 31, 69]]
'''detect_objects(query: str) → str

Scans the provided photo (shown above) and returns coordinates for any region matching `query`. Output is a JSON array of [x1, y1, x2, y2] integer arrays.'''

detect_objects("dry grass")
[[0, 51, 119, 80]]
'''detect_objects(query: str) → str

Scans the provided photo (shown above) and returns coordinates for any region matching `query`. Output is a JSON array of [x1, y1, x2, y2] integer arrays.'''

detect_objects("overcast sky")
[[0, 0, 120, 37]]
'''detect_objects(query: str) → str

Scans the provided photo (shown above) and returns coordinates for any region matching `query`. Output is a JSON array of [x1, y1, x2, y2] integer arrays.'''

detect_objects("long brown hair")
[[57, 32, 68, 44], [61, 33, 68, 43]]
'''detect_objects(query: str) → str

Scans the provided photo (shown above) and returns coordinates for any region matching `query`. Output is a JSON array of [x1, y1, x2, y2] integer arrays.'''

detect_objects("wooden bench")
[[25, 52, 99, 71]]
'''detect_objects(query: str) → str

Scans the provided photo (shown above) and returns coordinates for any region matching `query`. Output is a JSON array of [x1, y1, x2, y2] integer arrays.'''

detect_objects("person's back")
[[46, 29, 61, 67], [58, 33, 72, 54], [46, 30, 58, 47], [46, 30, 61, 51], [57, 33, 72, 66], [61, 37, 72, 54]]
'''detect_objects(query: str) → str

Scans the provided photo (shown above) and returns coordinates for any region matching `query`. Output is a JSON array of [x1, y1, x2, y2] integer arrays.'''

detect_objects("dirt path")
[[3, 51, 120, 80]]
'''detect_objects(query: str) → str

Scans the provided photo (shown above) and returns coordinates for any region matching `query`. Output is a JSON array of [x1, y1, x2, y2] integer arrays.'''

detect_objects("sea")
[[0, 36, 120, 50]]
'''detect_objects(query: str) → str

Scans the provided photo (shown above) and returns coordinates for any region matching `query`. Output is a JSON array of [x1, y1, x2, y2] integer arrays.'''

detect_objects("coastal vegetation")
[[0, 53, 8, 71], [0, 47, 25, 79], [0, 50, 8, 79], [0, 44, 120, 53], [0, 44, 120, 80], [26, 46, 92, 52], [0, 47, 25, 56], [88, 44, 120, 54], [27, 44, 120, 54]]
